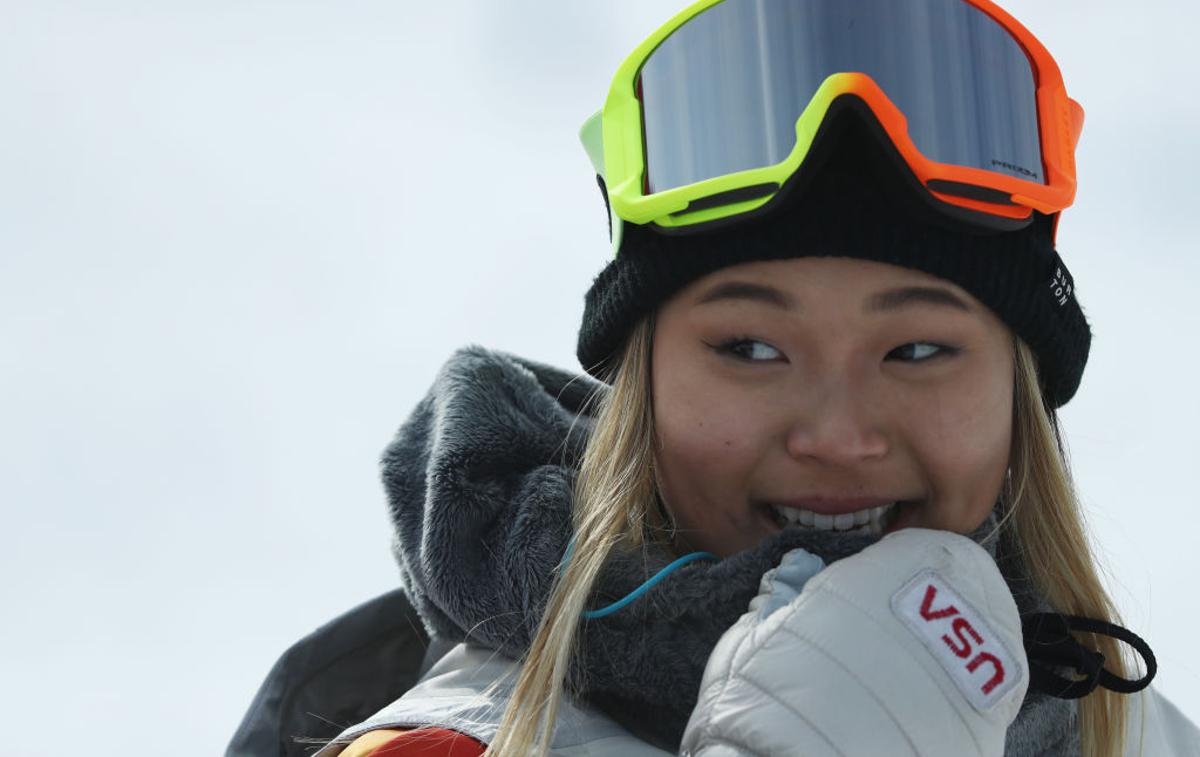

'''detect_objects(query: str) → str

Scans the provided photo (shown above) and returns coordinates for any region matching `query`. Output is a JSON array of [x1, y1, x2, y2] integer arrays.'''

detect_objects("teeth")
[[769, 501, 902, 536]]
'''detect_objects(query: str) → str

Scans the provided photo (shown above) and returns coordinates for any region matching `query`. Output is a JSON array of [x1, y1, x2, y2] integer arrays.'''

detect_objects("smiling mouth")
[[761, 500, 919, 537]]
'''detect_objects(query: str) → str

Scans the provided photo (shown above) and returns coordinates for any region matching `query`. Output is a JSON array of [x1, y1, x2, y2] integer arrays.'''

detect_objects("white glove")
[[680, 528, 1029, 757]]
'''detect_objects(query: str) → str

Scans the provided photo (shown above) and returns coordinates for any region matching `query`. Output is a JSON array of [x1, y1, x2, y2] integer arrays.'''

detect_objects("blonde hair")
[[483, 314, 1135, 757]]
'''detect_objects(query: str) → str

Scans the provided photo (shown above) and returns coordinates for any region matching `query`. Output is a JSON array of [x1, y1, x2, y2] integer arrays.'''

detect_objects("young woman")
[[312, 1, 1199, 755]]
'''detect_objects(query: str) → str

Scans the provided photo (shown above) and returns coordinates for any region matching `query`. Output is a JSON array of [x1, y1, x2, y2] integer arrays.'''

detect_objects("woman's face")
[[651, 257, 1014, 558]]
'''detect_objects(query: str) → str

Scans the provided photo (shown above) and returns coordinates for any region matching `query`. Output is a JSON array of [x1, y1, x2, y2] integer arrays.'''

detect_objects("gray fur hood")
[[380, 345, 1078, 754]]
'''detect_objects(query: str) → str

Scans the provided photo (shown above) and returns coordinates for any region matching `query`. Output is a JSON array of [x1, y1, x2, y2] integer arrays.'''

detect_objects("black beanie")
[[576, 101, 1092, 410]]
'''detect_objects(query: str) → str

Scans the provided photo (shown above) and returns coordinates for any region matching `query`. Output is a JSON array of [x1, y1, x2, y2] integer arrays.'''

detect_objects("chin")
[[902, 506, 993, 536]]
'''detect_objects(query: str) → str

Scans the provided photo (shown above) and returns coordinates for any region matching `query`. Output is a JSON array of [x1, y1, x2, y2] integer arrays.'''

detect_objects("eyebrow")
[[694, 280, 974, 314]]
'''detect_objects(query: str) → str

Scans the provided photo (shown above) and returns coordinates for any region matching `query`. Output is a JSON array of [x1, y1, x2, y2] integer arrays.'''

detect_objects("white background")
[[1, 1, 1197, 754]]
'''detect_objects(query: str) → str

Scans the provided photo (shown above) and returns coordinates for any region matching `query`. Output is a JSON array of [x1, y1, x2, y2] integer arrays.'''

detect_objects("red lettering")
[[918, 584, 959, 621], [967, 652, 1006, 695], [942, 617, 984, 658]]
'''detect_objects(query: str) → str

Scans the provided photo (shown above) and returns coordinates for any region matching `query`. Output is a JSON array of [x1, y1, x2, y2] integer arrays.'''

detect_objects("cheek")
[[911, 375, 1013, 531], [652, 352, 781, 461], [654, 389, 762, 477], [652, 367, 776, 519], [654, 394, 774, 556]]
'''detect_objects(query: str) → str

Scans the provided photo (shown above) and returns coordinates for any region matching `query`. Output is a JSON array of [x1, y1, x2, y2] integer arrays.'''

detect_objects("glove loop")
[[1021, 612, 1157, 699]]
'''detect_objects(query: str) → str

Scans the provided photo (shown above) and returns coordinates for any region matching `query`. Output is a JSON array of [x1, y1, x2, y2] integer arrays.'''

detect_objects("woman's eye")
[[711, 337, 784, 363], [888, 342, 960, 363], [711, 338, 959, 365]]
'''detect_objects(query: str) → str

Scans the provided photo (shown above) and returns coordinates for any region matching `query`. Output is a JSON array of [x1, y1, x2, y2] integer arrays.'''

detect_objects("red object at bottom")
[[372, 727, 487, 756]]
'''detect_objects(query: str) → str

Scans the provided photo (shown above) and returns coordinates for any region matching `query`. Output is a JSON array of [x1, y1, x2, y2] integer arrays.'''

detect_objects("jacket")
[[231, 587, 1200, 756], [226, 588, 432, 757], [230, 345, 1200, 756], [316, 642, 672, 756], [313, 637, 1198, 756]]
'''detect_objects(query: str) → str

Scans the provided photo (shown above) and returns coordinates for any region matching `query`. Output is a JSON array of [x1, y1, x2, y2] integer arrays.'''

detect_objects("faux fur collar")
[[381, 345, 1079, 754]]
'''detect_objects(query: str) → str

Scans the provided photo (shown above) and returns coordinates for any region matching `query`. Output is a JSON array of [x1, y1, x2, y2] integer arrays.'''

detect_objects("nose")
[[784, 376, 889, 465]]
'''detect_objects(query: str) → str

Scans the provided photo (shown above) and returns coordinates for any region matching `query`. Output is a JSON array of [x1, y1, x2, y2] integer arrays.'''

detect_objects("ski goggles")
[[579, 0, 1085, 254]]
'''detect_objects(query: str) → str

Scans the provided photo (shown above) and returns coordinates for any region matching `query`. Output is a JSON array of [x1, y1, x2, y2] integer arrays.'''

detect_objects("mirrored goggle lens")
[[639, 0, 1044, 194]]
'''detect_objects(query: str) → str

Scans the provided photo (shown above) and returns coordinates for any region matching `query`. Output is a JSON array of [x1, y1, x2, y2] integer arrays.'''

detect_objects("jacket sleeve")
[[1124, 687, 1200, 757], [343, 727, 487, 756], [680, 529, 1029, 757], [225, 588, 431, 757]]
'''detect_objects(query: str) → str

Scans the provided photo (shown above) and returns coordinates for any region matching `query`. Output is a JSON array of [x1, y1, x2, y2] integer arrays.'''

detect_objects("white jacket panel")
[[1124, 686, 1200, 757], [313, 642, 672, 757], [311, 637, 1198, 757]]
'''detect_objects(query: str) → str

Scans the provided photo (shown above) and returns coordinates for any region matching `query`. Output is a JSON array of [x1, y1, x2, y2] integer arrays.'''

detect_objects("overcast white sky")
[[2, 2, 1198, 754]]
